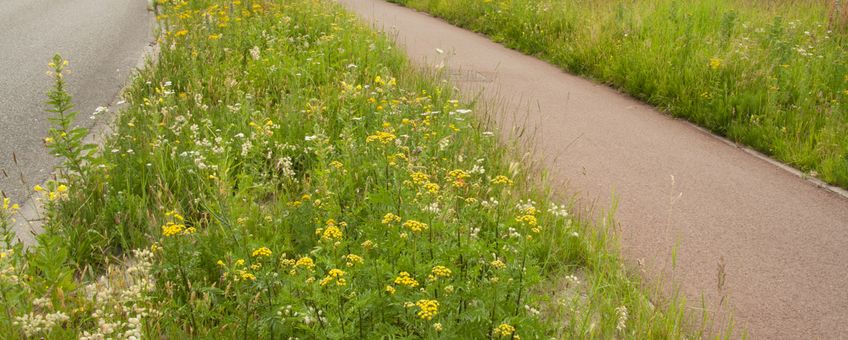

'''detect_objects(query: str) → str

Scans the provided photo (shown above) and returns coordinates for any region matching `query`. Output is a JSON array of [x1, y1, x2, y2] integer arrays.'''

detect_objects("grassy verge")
[[0, 0, 688, 337], [389, 0, 848, 189]]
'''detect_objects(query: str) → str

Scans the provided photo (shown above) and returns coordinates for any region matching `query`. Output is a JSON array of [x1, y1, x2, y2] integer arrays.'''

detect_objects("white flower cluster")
[[303, 306, 327, 325], [547, 202, 569, 218], [615, 305, 628, 332], [515, 199, 537, 213], [78, 249, 158, 340], [14, 311, 69, 337], [249, 46, 261, 61]]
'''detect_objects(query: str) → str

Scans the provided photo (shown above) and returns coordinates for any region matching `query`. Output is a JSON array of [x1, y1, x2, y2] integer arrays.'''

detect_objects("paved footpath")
[[0, 0, 151, 204], [339, 0, 848, 338]]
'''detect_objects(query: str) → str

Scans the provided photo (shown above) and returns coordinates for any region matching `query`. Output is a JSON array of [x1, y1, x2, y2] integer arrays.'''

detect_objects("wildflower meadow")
[[0, 0, 689, 338]]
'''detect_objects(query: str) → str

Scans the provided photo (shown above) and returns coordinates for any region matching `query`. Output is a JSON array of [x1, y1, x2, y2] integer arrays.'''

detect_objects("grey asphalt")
[[0, 0, 151, 203], [339, 0, 848, 338]]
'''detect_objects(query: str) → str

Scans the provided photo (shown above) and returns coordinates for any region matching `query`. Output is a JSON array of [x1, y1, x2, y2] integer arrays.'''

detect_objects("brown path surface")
[[338, 0, 848, 338]]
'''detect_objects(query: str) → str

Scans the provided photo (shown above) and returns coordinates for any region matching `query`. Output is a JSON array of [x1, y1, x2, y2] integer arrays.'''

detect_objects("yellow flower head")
[[515, 214, 537, 226], [320, 268, 347, 286], [382, 213, 402, 225], [493, 323, 516, 337], [431, 265, 452, 278], [402, 220, 428, 233], [365, 131, 396, 145], [2, 198, 19, 214], [162, 221, 185, 237], [252, 247, 272, 258], [709, 57, 722, 70], [394, 272, 419, 287], [238, 270, 256, 281], [490, 259, 506, 269], [447, 169, 470, 180], [492, 175, 513, 186], [343, 254, 364, 266], [295, 257, 315, 270], [410, 172, 430, 185], [321, 226, 343, 241], [415, 299, 439, 320], [423, 182, 440, 194]]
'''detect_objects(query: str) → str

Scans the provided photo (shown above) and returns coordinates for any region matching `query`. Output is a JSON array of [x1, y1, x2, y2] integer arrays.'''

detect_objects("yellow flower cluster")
[[319, 268, 347, 286], [35, 183, 69, 201], [365, 131, 396, 144], [162, 221, 195, 237], [490, 259, 506, 269], [321, 226, 343, 241], [410, 172, 430, 185], [343, 254, 364, 267], [709, 57, 722, 70], [329, 160, 344, 169], [1, 198, 20, 214], [317, 219, 344, 241], [218, 257, 258, 282], [493, 323, 517, 337], [237, 270, 256, 281], [447, 169, 470, 188], [385, 285, 396, 295], [251, 247, 272, 258], [295, 257, 316, 270], [492, 175, 513, 186], [382, 213, 401, 224], [515, 214, 537, 226], [423, 182, 440, 194], [415, 299, 439, 320], [393, 272, 419, 287], [431, 265, 452, 278], [402, 220, 428, 232]]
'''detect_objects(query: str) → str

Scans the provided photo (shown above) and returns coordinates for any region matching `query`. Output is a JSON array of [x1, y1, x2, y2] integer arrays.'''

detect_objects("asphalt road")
[[0, 0, 151, 203], [339, 0, 848, 338]]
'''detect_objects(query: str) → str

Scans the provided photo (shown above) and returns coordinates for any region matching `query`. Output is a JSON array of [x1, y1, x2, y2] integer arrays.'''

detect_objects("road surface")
[[338, 0, 848, 338], [0, 0, 151, 203]]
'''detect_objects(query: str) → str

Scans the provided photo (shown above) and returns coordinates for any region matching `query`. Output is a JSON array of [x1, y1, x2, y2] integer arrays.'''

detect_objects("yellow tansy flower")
[[252, 247, 272, 258]]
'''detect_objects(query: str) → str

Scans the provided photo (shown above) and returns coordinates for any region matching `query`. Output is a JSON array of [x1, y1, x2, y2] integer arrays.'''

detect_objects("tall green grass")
[[391, 0, 848, 188], [0, 0, 691, 338]]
